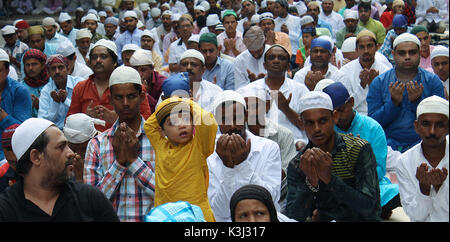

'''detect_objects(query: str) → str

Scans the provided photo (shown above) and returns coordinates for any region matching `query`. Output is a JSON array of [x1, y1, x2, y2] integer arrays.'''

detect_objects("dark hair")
[[15, 129, 51, 176], [66, 52, 76, 61], [358, 2, 371, 11], [89, 47, 118, 64], [356, 36, 377, 48], [110, 83, 142, 95]]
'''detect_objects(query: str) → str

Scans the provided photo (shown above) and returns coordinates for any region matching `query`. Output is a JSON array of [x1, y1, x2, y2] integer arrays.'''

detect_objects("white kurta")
[[319, 11, 345, 40], [293, 63, 346, 88], [233, 45, 270, 90], [339, 56, 391, 116], [274, 14, 301, 55], [395, 136, 449, 222], [207, 130, 282, 222]]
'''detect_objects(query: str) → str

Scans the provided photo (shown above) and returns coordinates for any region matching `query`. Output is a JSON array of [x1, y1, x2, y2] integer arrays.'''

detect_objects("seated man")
[[410, 25, 435, 72], [430, 46, 449, 99], [207, 90, 282, 222], [286, 91, 381, 222], [414, 0, 448, 33], [396, 96, 449, 221]]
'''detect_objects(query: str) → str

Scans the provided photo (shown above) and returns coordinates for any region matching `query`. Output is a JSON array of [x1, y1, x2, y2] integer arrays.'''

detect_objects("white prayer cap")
[[194, 5, 206, 12], [88, 9, 98, 15], [341, 37, 357, 53], [124, 10, 138, 19], [172, 13, 181, 21], [261, 0, 268, 8], [212, 90, 247, 115], [344, 9, 359, 20], [314, 79, 335, 91], [300, 15, 314, 26], [431, 45, 449, 60], [161, 3, 171, 9], [200, 1, 210, 11], [259, 12, 274, 22], [161, 10, 173, 18], [206, 14, 221, 26], [130, 49, 154, 66], [76, 28, 93, 39], [56, 41, 76, 57], [299, 91, 333, 114], [417, 95, 449, 119], [149, 0, 157, 3], [63, 113, 105, 144], [393, 32, 420, 49], [0, 48, 10, 62], [122, 43, 140, 52], [188, 34, 200, 43], [1, 25, 16, 35], [137, 20, 144, 29], [105, 16, 119, 26], [58, 12, 72, 23], [109, 65, 142, 87], [150, 8, 161, 18], [42, 17, 58, 27], [180, 49, 205, 65], [104, 6, 113, 12], [251, 14, 260, 25], [12, 118, 54, 160], [90, 39, 118, 57], [99, 11, 107, 17], [266, 0, 276, 2], [141, 29, 156, 40], [83, 13, 99, 22], [139, 3, 150, 11]]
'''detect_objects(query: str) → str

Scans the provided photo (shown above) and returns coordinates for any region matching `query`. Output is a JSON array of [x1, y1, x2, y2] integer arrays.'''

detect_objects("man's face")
[[310, 47, 331, 68], [124, 0, 135, 10], [322, 0, 334, 14], [199, 42, 219, 65], [89, 46, 116, 75], [301, 108, 336, 147], [2, 33, 17, 46], [416, 31, 431, 53], [48, 62, 68, 87], [121, 50, 135, 66], [273, 3, 287, 17], [216, 102, 247, 138], [358, 6, 371, 23], [41, 126, 74, 188], [259, 19, 275, 32], [393, 4, 405, 14], [194, 9, 205, 20], [24, 58, 45, 79], [110, 83, 144, 122], [180, 57, 205, 82], [414, 113, 449, 148], [60, 21, 73, 35], [223, 15, 237, 34], [134, 64, 154, 83], [334, 98, 354, 130], [76, 38, 91, 53], [0, 62, 9, 83], [161, 14, 172, 29], [241, 1, 256, 17], [141, 36, 155, 50], [356, 36, 377, 63], [124, 17, 138, 32], [344, 18, 358, 32], [431, 56, 449, 81], [393, 42, 420, 72], [263, 46, 290, 73], [44, 25, 57, 40], [16, 28, 28, 42], [394, 27, 407, 36], [307, 6, 320, 21], [29, 34, 45, 51], [221, 0, 232, 9], [178, 20, 193, 40], [105, 23, 118, 37], [345, 0, 356, 8], [84, 20, 98, 33]]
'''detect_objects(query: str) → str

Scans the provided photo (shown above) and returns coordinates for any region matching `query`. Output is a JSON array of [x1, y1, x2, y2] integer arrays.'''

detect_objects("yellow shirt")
[[144, 97, 218, 222]]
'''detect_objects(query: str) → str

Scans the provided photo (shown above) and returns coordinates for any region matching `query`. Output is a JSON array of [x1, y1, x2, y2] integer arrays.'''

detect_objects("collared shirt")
[[319, 11, 345, 40], [358, 18, 386, 45], [46, 32, 71, 47], [60, 28, 79, 47], [234, 45, 270, 89], [84, 118, 156, 222], [67, 75, 152, 132], [415, 0, 448, 24], [335, 25, 366, 49], [237, 77, 309, 144], [293, 63, 346, 88], [1, 40, 28, 79], [115, 28, 143, 63], [91, 32, 108, 44], [420, 45, 436, 71], [192, 80, 223, 113], [396, 135, 449, 222], [274, 14, 301, 54], [335, 111, 399, 206], [217, 30, 247, 57], [286, 132, 381, 221], [339, 56, 391, 116], [167, 38, 187, 64], [207, 130, 282, 222], [367, 68, 445, 151], [37, 75, 84, 129], [202, 56, 235, 90]]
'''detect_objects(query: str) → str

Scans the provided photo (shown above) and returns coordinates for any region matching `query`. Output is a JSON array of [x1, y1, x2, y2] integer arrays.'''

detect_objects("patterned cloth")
[[22, 49, 49, 88], [84, 117, 156, 222], [145, 201, 206, 222]]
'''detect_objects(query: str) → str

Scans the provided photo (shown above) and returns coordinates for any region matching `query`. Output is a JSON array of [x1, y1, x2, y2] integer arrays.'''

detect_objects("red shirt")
[[67, 75, 152, 132]]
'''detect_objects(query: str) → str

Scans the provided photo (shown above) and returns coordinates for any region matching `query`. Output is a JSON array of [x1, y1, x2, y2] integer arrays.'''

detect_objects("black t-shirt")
[[0, 179, 120, 222]]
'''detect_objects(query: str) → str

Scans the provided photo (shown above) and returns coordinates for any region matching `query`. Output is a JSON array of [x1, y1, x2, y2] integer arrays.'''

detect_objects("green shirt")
[[286, 132, 381, 222], [91, 32, 108, 44], [358, 18, 386, 45], [335, 25, 367, 49]]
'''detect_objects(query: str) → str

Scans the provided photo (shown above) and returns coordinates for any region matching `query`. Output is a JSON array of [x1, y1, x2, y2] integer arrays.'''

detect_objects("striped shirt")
[[84, 117, 156, 222]]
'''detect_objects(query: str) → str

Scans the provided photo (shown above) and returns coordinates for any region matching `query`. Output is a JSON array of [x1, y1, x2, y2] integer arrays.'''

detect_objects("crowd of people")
[[0, 0, 448, 222]]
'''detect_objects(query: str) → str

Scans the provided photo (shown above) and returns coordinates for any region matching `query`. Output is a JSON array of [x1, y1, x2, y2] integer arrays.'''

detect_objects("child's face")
[[160, 111, 194, 145], [302, 33, 314, 47]]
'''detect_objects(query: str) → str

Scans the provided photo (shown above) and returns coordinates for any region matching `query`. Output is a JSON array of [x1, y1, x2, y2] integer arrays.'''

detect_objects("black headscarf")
[[229, 184, 279, 222]]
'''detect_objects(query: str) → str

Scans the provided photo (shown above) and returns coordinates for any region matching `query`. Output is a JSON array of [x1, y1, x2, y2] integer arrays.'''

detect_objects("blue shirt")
[[202, 57, 235, 90], [115, 28, 143, 63], [38, 75, 84, 129], [317, 18, 334, 38], [367, 68, 445, 151], [61, 28, 79, 47], [335, 111, 399, 206], [0, 77, 32, 160]]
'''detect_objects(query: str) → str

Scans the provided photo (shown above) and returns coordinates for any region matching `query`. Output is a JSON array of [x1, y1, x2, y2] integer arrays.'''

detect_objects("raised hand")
[[310, 148, 333, 184], [389, 81, 405, 106], [299, 149, 319, 187], [228, 134, 251, 166], [215, 134, 234, 168], [406, 80, 424, 103]]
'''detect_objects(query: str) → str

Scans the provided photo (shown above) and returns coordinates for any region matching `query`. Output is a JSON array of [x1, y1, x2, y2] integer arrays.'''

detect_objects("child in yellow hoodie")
[[144, 96, 218, 222]]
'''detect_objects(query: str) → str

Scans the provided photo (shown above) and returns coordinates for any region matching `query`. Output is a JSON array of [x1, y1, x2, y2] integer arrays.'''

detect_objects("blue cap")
[[322, 82, 350, 110], [311, 38, 332, 53], [392, 14, 408, 28], [162, 72, 190, 97]]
